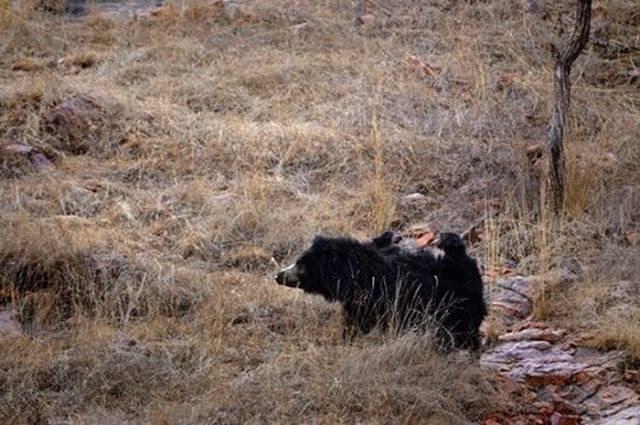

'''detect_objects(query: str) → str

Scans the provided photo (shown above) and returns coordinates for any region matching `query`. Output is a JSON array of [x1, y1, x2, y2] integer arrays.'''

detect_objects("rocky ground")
[[483, 274, 640, 424]]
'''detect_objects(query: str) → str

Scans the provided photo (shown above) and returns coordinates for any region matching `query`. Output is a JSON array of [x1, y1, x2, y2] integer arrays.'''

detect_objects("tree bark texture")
[[546, 0, 591, 215]]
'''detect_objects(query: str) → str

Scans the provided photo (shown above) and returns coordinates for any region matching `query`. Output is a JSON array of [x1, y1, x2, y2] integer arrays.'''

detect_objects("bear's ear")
[[437, 232, 466, 255], [311, 234, 336, 255], [372, 231, 397, 248], [312, 234, 328, 245]]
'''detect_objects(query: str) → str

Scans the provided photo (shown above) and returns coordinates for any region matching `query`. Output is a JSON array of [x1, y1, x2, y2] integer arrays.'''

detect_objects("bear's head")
[[434, 232, 466, 257], [275, 235, 389, 302], [370, 231, 402, 250]]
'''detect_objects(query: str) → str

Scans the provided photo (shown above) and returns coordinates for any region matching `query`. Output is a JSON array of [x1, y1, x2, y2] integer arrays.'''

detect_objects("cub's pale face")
[[274, 239, 338, 299], [275, 262, 304, 287]]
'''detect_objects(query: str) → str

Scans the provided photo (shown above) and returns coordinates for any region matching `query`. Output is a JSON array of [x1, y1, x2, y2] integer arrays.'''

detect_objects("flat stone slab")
[[482, 338, 591, 386], [599, 405, 640, 425], [482, 274, 640, 424]]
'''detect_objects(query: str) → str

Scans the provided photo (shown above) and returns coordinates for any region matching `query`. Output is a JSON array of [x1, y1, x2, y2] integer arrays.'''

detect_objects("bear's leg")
[[465, 331, 481, 353], [433, 325, 456, 352], [438, 319, 482, 352], [342, 301, 378, 341], [341, 313, 358, 342]]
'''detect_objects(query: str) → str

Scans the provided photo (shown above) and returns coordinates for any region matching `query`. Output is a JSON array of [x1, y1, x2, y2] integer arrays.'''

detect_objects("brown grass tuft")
[[589, 313, 640, 361], [185, 333, 505, 424], [10, 57, 45, 72], [42, 92, 125, 156]]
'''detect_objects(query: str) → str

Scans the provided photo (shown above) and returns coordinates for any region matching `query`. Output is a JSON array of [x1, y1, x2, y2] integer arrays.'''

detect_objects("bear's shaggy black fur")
[[276, 232, 487, 350]]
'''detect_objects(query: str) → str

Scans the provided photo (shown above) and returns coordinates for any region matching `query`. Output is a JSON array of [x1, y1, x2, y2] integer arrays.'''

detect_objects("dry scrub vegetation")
[[0, 0, 639, 423]]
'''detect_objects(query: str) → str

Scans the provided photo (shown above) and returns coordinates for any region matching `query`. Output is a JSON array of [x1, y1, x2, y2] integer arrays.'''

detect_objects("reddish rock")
[[404, 54, 442, 77], [517, 321, 552, 330], [492, 300, 532, 319], [484, 417, 504, 425], [483, 271, 640, 424], [2, 143, 53, 171], [625, 231, 640, 246], [584, 384, 640, 417], [533, 400, 554, 415], [624, 369, 639, 383], [499, 327, 566, 343], [83, 180, 105, 192], [487, 276, 540, 326], [497, 375, 527, 396], [485, 265, 517, 279], [551, 396, 579, 415], [550, 412, 579, 425], [355, 13, 376, 27]]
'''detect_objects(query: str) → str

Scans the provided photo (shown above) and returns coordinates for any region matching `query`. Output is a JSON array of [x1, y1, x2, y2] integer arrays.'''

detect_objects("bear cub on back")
[[276, 232, 486, 351]]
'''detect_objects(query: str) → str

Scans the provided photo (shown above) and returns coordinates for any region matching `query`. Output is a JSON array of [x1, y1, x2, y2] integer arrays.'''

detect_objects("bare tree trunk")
[[545, 0, 591, 215]]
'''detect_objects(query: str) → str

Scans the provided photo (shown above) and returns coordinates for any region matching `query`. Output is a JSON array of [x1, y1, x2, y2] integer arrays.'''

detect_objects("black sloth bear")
[[275, 232, 486, 351]]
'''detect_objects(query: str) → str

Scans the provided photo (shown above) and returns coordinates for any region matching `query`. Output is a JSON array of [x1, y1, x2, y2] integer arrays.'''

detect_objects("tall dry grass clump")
[[200, 333, 504, 424], [0, 216, 206, 326], [367, 102, 397, 235]]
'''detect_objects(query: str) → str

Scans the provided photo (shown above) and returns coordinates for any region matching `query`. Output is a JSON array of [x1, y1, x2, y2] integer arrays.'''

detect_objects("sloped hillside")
[[0, 1, 638, 423]]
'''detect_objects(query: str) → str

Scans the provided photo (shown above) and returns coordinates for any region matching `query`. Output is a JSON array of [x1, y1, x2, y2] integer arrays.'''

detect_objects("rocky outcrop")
[[482, 276, 640, 424], [1, 143, 53, 177]]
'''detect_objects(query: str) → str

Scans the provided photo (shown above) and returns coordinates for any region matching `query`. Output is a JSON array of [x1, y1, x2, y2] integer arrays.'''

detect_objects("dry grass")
[[0, 216, 206, 326], [0, 0, 639, 423], [590, 312, 640, 361], [536, 244, 640, 358]]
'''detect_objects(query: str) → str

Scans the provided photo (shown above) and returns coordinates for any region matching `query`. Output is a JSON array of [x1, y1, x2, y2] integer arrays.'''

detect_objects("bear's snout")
[[276, 263, 300, 287]]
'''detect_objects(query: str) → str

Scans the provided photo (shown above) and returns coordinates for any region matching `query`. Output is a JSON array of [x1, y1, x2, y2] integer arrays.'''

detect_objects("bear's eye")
[[295, 261, 305, 276]]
